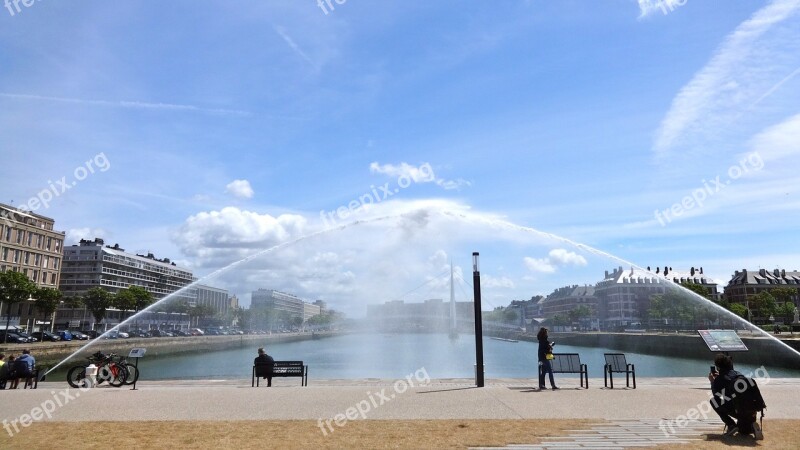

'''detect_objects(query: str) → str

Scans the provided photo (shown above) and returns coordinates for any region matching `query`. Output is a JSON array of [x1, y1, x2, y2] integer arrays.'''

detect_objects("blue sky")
[[2, 1, 799, 315]]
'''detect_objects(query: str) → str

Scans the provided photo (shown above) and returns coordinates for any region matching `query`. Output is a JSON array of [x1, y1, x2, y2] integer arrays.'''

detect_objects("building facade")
[[250, 289, 321, 322], [540, 285, 597, 328], [56, 238, 196, 330], [724, 268, 800, 311], [0, 203, 66, 331]]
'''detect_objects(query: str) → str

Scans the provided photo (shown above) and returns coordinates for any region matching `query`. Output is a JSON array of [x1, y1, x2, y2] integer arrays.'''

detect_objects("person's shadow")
[[702, 432, 759, 447]]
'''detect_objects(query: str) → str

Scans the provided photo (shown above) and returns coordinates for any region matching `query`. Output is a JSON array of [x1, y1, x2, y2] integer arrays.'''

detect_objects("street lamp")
[[472, 252, 484, 388]]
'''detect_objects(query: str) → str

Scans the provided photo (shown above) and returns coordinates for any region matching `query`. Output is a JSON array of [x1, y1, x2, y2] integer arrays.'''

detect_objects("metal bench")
[[541, 353, 588, 389], [604, 353, 636, 389], [252, 361, 308, 387]]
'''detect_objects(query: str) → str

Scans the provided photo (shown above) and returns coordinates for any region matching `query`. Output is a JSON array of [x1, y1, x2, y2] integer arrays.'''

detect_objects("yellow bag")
[[546, 353, 554, 360]]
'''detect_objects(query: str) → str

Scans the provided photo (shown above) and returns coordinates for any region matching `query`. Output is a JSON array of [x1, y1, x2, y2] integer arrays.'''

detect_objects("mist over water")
[[64, 333, 800, 381]]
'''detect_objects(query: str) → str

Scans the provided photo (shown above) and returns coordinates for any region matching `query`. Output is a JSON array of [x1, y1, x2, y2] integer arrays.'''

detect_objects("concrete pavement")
[[2, 377, 798, 423]]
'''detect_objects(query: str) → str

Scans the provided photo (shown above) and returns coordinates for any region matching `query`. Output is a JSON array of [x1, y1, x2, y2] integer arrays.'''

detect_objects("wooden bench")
[[604, 353, 636, 389], [541, 353, 588, 389], [252, 361, 308, 387]]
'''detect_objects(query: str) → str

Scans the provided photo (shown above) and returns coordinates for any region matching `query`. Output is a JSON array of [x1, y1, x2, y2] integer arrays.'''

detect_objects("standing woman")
[[537, 327, 558, 390]]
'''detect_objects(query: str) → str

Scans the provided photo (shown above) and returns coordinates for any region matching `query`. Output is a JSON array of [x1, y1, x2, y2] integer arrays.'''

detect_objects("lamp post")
[[472, 252, 485, 388], [3, 283, 16, 343]]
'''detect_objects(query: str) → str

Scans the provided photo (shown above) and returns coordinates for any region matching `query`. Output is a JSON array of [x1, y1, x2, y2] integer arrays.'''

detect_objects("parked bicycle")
[[66, 352, 128, 388], [114, 354, 139, 385]]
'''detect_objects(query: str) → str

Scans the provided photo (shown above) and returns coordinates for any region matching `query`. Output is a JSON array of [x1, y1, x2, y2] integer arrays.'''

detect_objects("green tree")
[[113, 289, 136, 317], [681, 282, 711, 299], [769, 287, 797, 305], [751, 291, 777, 319], [0, 271, 37, 342], [83, 287, 112, 328], [129, 286, 154, 312], [776, 301, 796, 324], [729, 303, 748, 319], [549, 314, 568, 327], [34, 287, 62, 332]]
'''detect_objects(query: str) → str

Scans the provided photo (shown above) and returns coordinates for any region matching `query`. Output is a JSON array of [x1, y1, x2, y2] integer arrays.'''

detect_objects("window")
[[51, 273, 56, 284], [24, 252, 30, 265], [43, 255, 49, 268], [53, 258, 59, 270], [5, 227, 12, 241], [34, 254, 41, 266], [32, 270, 38, 282], [46, 237, 52, 251], [16, 230, 24, 244], [55, 239, 61, 252], [13, 250, 21, 263], [27, 232, 33, 246], [1, 248, 7, 261], [37, 235, 43, 248]]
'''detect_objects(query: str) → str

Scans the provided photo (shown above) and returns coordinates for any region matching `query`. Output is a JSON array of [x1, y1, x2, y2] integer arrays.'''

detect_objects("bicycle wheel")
[[66, 366, 86, 389], [123, 363, 139, 385], [108, 363, 128, 387]]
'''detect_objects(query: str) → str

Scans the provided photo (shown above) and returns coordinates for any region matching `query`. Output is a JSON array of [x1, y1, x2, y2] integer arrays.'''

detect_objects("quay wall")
[[521, 332, 800, 369], [0, 332, 338, 366]]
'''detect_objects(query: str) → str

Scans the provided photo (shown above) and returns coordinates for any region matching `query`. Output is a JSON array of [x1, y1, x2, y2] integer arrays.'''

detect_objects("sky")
[[2, 0, 799, 316]]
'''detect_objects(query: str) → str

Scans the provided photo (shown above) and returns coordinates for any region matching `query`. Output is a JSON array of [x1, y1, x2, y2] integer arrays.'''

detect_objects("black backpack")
[[727, 373, 766, 433]]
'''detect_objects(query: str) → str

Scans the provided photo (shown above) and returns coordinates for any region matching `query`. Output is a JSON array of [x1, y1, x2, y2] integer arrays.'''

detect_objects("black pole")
[[131, 357, 140, 391], [472, 252, 484, 387]]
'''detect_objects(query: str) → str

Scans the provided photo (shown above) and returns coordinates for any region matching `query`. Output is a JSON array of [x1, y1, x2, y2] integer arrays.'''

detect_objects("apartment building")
[[0, 203, 65, 330]]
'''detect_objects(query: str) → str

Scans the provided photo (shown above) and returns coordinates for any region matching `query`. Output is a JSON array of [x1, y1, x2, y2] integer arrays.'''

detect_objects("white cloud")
[[369, 162, 436, 183], [637, 0, 685, 18], [225, 179, 255, 199], [0, 93, 249, 116], [369, 162, 470, 191], [547, 248, 589, 267], [652, 0, 800, 157], [65, 228, 107, 245], [482, 275, 516, 289], [524, 249, 588, 274], [524, 257, 556, 273]]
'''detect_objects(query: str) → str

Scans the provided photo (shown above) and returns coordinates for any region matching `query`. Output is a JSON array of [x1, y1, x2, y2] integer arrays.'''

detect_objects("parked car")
[[81, 330, 101, 339], [31, 331, 61, 342], [172, 330, 190, 337], [189, 328, 204, 336], [0, 331, 29, 343], [16, 331, 38, 343], [57, 330, 73, 341], [70, 331, 89, 340], [147, 329, 167, 337], [127, 329, 150, 338]]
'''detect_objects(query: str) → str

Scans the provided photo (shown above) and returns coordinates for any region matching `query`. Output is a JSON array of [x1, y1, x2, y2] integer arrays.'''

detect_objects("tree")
[[776, 301, 796, 324], [569, 305, 592, 330], [34, 287, 62, 332], [83, 287, 112, 329], [751, 291, 777, 319], [129, 286, 154, 312], [0, 271, 37, 342], [729, 303, 748, 319], [113, 289, 136, 317], [769, 287, 797, 306]]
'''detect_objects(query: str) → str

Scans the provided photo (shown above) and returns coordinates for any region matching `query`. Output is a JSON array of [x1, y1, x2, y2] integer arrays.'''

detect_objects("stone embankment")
[[0, 332, 339, 366]]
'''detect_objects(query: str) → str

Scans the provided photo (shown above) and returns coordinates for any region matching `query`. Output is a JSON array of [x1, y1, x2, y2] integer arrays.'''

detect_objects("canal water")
[[122, 333, 800, 381]]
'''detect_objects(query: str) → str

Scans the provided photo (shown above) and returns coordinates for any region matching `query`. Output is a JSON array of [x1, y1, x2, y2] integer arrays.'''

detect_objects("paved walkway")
[[472, 419, 724, 449], [2, 377, 794, 448]]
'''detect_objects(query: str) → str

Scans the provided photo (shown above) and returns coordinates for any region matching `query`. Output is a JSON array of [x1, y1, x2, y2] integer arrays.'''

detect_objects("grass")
[[1, 419, 590, 449], [3, 419, 796, 449]]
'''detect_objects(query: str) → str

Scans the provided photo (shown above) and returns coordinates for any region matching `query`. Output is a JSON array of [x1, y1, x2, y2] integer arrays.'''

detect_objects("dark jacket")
[[254, 354, 274, 365], [537, 336, 552, 361], [711, 369, 742, 403]]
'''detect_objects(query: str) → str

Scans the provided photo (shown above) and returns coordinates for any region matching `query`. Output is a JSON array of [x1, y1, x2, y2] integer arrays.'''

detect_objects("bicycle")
[[114, 354, 139, 385], [66, 352, 128, 388]]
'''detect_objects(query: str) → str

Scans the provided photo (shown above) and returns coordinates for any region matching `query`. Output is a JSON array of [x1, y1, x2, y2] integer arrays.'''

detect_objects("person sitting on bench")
[[254, 347, 275, 387]]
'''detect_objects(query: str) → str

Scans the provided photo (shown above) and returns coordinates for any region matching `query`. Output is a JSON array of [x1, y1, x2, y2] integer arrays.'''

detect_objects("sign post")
[[128, 348, 146, 391], [698, 330, 748, 355]]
